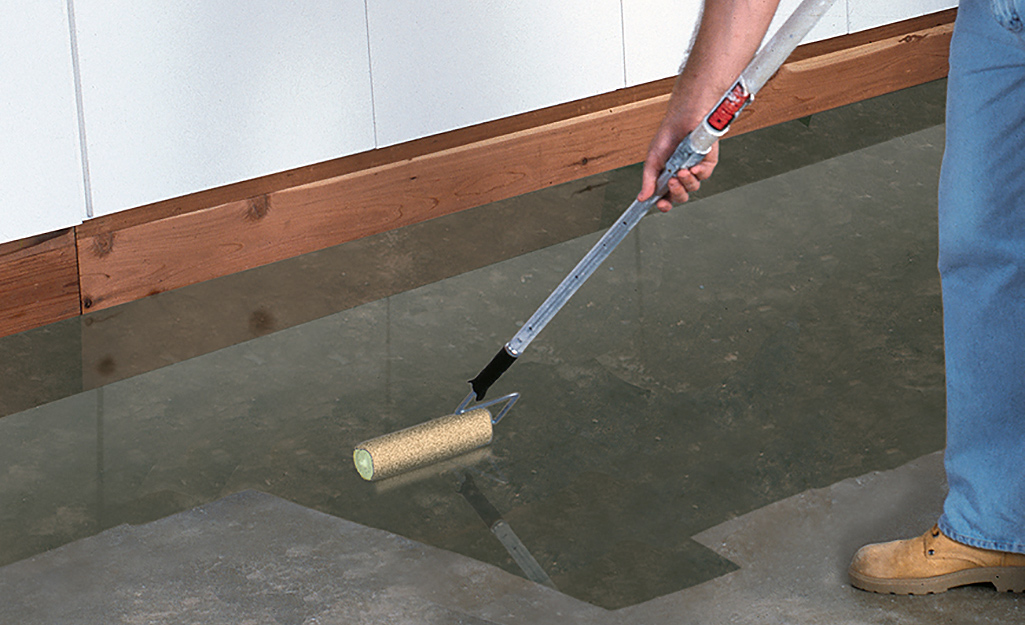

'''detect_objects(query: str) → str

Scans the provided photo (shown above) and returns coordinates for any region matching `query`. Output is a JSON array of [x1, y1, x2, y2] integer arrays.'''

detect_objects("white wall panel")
[[1, 0, 951, 240], [849, 0, 957, 32], [74, 0, 375, 217], [623, 0, 848, 87], [622, 0, 704, 87], [0, 2, 86, 244], [368, 0, 625, 147]]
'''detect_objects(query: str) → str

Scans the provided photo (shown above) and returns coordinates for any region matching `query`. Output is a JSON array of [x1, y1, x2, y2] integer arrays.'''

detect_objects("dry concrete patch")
[[619, 451, 1025, 624], [0, 490, 600, 625]]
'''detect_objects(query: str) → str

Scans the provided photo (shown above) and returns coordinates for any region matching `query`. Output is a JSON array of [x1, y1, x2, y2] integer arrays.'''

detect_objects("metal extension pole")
[[467, 0, 838, 402]]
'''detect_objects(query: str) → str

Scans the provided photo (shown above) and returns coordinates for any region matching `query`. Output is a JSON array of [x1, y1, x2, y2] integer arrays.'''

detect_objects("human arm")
[[638, 0, 781, 211]]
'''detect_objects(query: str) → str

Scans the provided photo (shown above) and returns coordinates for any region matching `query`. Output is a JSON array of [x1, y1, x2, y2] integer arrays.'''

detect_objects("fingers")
[[658, 165, 707, 210], [659, 173, 697, 211], [641, 159, 700, 209], [651, 142, 720, 211], [692, 142, 719, 180]]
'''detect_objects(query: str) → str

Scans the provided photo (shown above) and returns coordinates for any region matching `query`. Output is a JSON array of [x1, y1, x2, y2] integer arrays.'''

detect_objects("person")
[[639, 0, 1025, 594]]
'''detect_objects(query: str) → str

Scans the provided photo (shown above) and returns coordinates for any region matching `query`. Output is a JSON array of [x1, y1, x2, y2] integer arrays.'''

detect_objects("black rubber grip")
[[469, 347, 517, 401]]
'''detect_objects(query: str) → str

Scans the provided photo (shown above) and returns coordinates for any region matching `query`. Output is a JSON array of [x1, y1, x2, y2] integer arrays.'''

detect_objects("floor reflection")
[[0, 81, 948, 609]]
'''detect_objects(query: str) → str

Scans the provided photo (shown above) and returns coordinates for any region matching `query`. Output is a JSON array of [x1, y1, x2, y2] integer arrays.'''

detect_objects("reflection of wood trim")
[[4, 9, 955, 334], [0, 229, 80, 337]]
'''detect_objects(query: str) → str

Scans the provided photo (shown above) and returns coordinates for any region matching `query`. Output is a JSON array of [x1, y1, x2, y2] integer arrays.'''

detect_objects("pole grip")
[[469, 347, 517, 401]]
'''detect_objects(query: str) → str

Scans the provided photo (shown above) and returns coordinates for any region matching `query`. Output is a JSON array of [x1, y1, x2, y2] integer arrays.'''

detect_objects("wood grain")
[[69, 9, 953, 313], [735, 20, 954, 135], [0, 229, 80, 338]]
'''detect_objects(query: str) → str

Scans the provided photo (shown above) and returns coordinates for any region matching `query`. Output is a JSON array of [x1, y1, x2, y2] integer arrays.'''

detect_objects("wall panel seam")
[[65, 0, 94, 220], [619, 0, 629, 88], [363, 0, 379, 147]]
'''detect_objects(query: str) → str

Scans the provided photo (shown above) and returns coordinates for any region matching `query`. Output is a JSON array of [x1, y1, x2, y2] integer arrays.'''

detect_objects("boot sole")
[[849, 565, 1025, 595]]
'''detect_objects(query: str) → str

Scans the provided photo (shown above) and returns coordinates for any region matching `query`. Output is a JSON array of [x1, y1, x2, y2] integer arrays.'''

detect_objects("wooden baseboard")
[[2, 9, 954, 337], [0, 229, 81, 337]]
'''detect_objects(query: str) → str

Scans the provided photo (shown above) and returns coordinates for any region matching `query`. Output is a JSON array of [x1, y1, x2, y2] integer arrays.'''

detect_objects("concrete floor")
[[3, 80, 1022, 622], [3, 454, 1023, 624]]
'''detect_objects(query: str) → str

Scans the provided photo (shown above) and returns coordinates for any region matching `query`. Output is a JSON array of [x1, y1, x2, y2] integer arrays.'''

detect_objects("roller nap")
[[353, 408, 493, 481]]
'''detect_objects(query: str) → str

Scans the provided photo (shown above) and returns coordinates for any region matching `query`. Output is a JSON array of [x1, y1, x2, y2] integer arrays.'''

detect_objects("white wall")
[[367, 0, 625, 147], [0, 2, 85, 243], [850, 0, 957, 31], [0, 0, 953, 245], [622, 0, 848, 87], [73, 0, 376, 218]]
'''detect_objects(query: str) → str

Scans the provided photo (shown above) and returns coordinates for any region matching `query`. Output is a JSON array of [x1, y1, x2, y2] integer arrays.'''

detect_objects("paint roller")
[[353, 0, 838, 481]]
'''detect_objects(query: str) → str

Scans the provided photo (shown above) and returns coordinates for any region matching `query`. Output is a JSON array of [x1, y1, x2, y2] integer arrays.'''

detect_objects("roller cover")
[[353, 408, 493, 481]]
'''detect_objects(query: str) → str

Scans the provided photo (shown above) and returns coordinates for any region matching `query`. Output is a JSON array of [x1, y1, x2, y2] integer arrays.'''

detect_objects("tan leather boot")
[[849, 525, 1025, 594]]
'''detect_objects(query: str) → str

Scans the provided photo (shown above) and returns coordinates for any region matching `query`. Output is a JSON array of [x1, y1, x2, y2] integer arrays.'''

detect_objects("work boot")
[[849, 525, 1025, 594]]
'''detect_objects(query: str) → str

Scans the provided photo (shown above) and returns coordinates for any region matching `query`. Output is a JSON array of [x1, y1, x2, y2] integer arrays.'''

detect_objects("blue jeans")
[[937, 0, 1025, 554]]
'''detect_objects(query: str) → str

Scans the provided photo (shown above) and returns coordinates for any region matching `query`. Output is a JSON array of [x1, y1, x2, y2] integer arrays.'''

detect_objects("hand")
[[637, 127, 719, 212]]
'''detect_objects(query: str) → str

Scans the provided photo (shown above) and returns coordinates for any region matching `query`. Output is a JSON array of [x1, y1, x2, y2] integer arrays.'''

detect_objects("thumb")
[[637, 154, 663, 202]]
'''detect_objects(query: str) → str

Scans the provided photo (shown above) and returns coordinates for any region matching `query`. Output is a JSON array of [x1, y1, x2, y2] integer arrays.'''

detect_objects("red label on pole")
[[707, 81, 752, 132]]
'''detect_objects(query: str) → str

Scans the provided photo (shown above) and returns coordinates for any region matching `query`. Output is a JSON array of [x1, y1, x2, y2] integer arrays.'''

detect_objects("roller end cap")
[[353, 447, 375, 481]]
